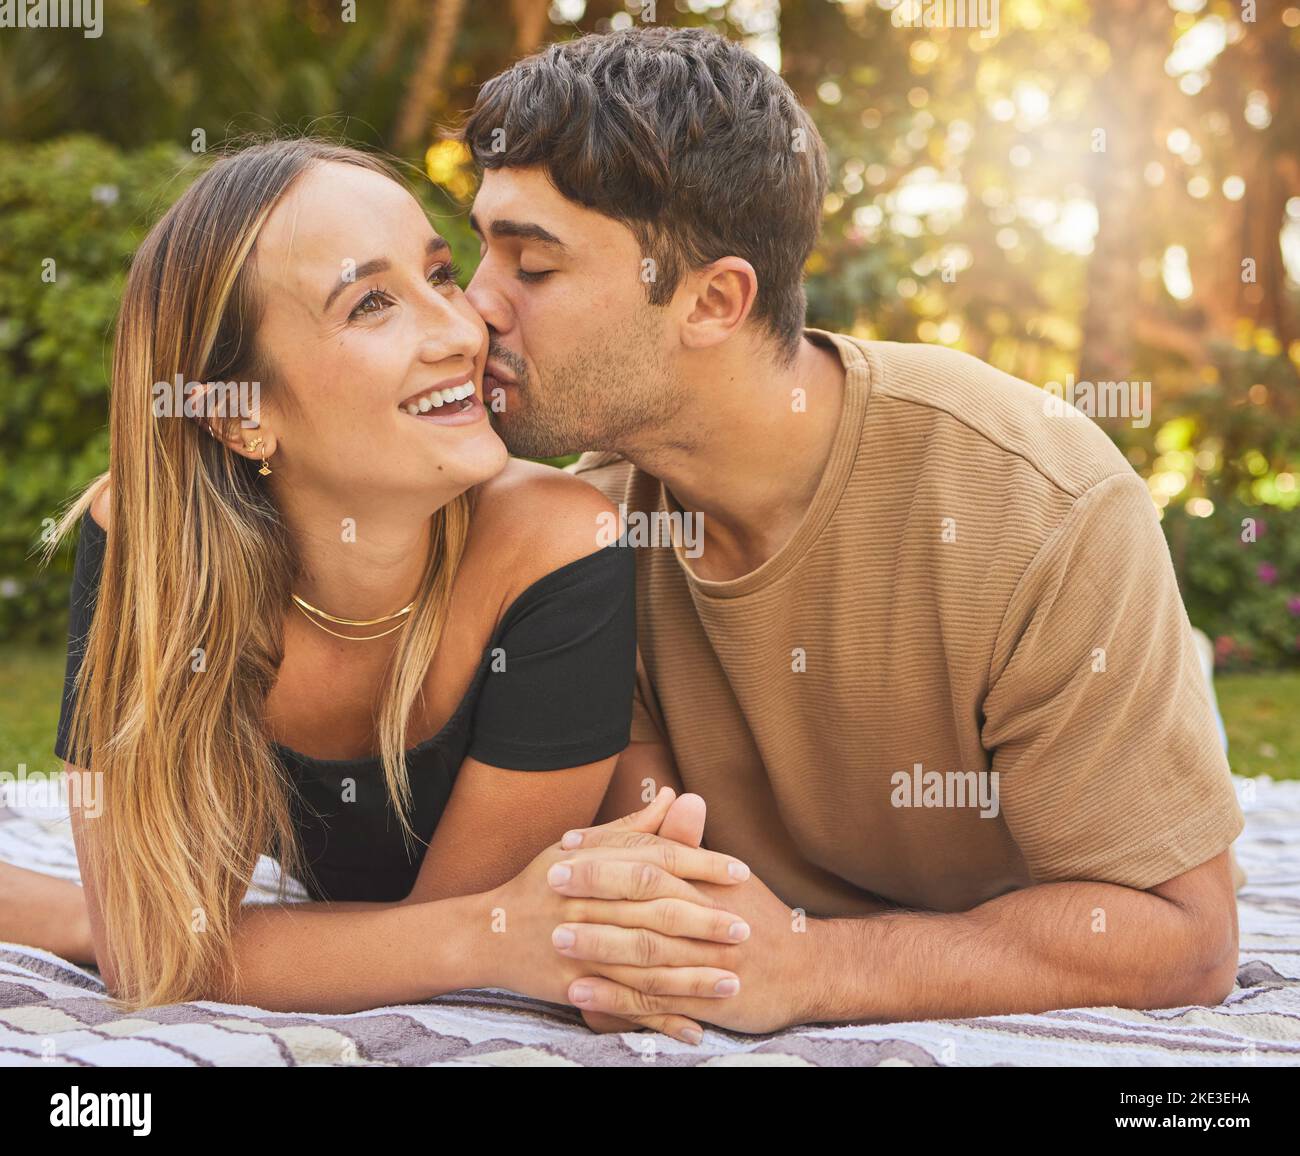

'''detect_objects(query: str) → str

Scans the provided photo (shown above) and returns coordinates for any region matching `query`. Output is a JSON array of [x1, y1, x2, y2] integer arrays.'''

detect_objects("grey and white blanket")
[[2, 775, 1298, 1067]]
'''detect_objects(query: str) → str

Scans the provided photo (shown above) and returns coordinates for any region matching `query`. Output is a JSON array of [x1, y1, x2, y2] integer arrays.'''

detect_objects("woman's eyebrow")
[[321, 235, 451, 311], [324, 258, 388, 310]]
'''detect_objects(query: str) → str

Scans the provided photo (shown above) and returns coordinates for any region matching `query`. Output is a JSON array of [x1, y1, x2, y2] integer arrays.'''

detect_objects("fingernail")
[[548, 863, 572, 886], [728, 861, 750, 881], [552, 926, 576, 949], [714, 977, 740, 996], [728, 921, 750, 942], [560, 831, 583, 849], [571, 983, 593, 1004], [680, 1028, 703, 1046]]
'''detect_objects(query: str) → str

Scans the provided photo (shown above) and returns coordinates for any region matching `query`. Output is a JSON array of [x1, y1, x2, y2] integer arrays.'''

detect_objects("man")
[[460, 26, 1245, 1034]]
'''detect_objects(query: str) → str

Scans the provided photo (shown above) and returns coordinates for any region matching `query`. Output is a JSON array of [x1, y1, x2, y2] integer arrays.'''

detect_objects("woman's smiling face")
[[249, 160, 507, 503]]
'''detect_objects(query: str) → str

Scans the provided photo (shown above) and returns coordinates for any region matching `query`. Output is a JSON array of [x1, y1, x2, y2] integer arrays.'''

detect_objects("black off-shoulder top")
[[53, 507, 636, 903]]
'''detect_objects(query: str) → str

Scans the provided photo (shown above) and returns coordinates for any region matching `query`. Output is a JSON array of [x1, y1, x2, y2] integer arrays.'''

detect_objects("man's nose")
[[465, 267, 511, 335]]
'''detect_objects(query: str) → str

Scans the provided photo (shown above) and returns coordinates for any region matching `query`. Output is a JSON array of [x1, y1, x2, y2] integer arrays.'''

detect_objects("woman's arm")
[[597, 740, 687, 827], [403, 755, 616, 904], [219, 884, 483, 1013], [71, 768, 749, 1020], [223, 753, 675, 1014], [67, 769, 476, 1012], [0, 861, 95, 964], [263, 751, 685, 1023]]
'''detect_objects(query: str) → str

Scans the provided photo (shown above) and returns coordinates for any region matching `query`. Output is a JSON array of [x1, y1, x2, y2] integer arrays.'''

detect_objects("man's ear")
[[678, 257, 759, 351]]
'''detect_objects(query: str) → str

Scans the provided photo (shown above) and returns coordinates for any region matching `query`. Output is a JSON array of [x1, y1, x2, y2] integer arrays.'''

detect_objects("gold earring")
[[246, 437, 272, 476]]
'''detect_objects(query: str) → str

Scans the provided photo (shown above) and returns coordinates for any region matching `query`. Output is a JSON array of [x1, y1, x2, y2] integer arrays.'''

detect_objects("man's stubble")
[[491, 308, 690, 460]]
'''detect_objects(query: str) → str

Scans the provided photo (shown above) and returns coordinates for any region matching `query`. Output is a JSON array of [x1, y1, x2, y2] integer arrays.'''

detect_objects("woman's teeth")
[[402, 383, 475, 415]]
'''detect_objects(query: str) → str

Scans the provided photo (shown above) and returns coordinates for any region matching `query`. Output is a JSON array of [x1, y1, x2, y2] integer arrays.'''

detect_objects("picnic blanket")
[[2, 775, 1298, 1067]]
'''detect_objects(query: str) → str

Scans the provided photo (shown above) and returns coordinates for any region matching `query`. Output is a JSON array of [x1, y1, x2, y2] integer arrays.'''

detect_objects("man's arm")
[[774, 473, 1239, 1025], [805, 848, 1239, 1024], [553, 847, 1239, 1033]]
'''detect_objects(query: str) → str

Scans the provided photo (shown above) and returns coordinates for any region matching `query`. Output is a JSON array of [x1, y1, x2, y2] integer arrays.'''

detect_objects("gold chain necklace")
[[290, 592, 415, 642]]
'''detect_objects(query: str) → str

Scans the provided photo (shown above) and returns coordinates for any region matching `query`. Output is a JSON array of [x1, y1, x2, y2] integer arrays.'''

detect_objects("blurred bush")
[[0, 137, 202, 643], [1170, 500, 1300, 668], [1114, 337, 1300, 668]]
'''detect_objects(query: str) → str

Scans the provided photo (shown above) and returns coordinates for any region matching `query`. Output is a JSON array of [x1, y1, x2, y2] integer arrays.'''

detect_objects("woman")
[[0, 138, 749, 1042]]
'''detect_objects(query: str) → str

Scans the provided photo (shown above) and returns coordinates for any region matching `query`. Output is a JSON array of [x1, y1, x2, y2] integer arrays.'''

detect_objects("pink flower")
[[1289, 596, 1300, 617], [1257, 562, 1278, 585]]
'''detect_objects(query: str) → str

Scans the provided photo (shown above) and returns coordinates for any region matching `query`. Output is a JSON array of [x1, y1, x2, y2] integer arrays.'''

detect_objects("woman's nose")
[[417, 296, 483, 364]]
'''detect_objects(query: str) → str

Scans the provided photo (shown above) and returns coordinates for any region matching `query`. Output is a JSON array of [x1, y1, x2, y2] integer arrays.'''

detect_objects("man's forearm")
[[806, 879, 1235, 1023]]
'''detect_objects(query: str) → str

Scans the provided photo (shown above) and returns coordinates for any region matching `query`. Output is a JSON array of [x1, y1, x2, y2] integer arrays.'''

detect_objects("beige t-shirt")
[[571, 330, 1244, 916]]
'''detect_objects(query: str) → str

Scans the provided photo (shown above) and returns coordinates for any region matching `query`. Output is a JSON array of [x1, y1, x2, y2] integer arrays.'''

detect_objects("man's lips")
[[484, 360, 518, 387]]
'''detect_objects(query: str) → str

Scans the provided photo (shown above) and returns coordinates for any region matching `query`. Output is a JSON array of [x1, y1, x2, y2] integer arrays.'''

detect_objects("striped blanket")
[[2, 775, 1298, 1067]]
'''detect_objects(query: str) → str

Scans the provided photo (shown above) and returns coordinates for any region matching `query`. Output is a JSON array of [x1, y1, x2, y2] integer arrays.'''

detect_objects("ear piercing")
[[245, 437, 273, 476]]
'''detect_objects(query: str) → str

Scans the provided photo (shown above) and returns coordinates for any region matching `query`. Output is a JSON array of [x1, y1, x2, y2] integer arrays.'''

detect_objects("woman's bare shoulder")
[[469, 459, 619, 595], [88, 478, 112, 532]]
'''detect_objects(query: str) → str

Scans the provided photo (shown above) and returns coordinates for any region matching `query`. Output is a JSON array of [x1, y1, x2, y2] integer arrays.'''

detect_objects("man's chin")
[[489, 412, 581, 461]]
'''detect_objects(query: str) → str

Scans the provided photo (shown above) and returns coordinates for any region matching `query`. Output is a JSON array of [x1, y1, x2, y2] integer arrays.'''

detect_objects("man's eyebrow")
[[468, 213, 568, 252], [322, 235, 450, 311]]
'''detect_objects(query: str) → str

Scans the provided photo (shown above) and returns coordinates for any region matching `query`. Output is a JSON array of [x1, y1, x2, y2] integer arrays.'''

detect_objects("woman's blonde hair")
[[43, 138, 472, 1010]]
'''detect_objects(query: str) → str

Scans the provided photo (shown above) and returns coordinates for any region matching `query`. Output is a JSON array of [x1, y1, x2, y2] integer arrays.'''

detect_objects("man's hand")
[[484, 788, 751, 1044], [576, 791, 709, 1037], [555, 808, 818, 1036]]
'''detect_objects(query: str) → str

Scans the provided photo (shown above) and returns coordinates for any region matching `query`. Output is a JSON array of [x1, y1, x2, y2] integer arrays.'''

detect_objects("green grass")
[[0, 644, 66, 777], [1, 643, 1296, 780], [1217, 672, 1300, 780]]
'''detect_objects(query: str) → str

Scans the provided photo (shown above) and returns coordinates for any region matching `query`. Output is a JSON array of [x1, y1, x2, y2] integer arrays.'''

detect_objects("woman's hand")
[[548, 791, 818, 1036], [574, 791, 708, 1038], [481, 789, 750, 1044]]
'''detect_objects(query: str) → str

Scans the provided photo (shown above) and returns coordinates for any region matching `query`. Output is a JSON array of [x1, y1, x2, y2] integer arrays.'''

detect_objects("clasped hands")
[[488, 787, 814, 1044]]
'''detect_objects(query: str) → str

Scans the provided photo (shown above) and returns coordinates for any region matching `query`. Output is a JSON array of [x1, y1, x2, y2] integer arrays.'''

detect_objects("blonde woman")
[[0, 139, 749, 1043]]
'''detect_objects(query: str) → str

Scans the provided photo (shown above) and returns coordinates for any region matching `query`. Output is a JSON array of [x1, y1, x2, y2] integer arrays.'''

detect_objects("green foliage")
[[0, 642, 65, 774], [0, 137, 204, 642], [1167, 501, 1300, 668], [0, 1, 418, 153], [1125, 340, 1300, 668]]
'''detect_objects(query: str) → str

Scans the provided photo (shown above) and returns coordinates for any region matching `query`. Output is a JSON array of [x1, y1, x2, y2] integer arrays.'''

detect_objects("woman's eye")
[[517, 268, 554, 284], [428, 261, 463, 288], [349, 262, 462, 320], [350, 289, 390, 319]]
